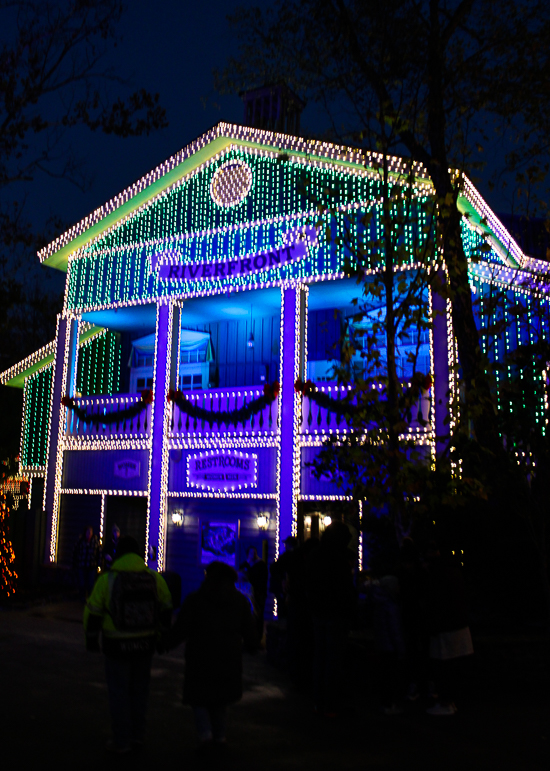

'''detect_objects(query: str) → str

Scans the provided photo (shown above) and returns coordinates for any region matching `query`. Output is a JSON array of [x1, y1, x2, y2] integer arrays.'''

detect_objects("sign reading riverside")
[[156, 229, 315, 282], [188, 450, 257, 491]]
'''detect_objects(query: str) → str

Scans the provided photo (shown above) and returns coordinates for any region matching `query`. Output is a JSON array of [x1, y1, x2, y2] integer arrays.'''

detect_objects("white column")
[[44, 314, 79, 562], [278, 283, 308, 553], [146, 300, 180, 571]]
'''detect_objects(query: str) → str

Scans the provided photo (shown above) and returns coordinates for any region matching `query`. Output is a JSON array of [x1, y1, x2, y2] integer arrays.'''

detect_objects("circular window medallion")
[[210, 159, 253, 208]]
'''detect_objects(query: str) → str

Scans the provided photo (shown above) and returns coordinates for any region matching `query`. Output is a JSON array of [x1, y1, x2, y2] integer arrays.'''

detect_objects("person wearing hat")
[[165, 561, 258, 747]]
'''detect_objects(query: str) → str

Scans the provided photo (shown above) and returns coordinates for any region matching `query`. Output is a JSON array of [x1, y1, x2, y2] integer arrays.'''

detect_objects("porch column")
[[44, 314, 79, 562], [147, 300, 180, 571], [431, 278, 452, 458], [278, 283, 308, 552]]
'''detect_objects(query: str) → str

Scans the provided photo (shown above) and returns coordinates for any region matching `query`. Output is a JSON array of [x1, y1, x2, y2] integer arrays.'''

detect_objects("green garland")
[[294, 378, 366, 418], [61, 389, 153, 427], [294, 375, 432, 423], [167, 382, 280, 428]]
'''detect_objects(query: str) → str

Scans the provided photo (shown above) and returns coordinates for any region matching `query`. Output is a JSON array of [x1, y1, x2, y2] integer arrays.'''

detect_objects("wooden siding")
[[300, 446, 345, 497], [194, 316, 280, 389], [307, 309, 342, 362], [62, 449, 149, 492]]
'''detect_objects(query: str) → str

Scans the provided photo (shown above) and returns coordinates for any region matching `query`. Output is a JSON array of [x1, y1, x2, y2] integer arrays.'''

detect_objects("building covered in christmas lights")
[[2, 101, 549, 597]]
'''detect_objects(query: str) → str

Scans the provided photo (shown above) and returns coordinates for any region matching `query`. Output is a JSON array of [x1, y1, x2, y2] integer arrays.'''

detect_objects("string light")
[[4, 120, 547, 574], [39, 122, 433, 268]]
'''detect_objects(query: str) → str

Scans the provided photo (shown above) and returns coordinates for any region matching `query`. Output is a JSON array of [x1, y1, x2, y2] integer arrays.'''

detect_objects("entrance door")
[[104, 496, 147, 556]]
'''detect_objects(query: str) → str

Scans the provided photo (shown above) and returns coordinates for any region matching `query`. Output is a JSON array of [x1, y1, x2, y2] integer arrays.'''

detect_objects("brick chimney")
[[242, 83, 305, 135]]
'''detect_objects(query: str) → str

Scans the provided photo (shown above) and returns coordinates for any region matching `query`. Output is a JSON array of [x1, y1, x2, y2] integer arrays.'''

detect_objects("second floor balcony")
[[63, 382, 431, 445], [65, 394, 152, 442], [168, 386, 279, 436]]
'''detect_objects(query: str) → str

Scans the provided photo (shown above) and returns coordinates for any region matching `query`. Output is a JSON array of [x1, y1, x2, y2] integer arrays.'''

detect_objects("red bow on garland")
[[294, 378, 316, 396], [140, 388, 154, 404], [263, 381, 280, 399]]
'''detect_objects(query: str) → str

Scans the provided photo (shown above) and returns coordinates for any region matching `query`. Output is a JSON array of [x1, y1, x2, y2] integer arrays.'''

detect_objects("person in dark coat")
[[424, 542, 473, 715], [102, 524, 121, 571], [306, 521, 356, 716], [269, 535, 300, 616], [285, 537, 318, 688], [245, 546, 268, 638], [167, 561, 258, 746], [363, 554, 405, 714], [398, 537, 429, 702], [73, 525, 101, 601]]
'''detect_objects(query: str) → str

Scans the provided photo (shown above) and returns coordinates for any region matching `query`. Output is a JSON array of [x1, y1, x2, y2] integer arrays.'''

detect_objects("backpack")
[[109, 570, 159, 633]]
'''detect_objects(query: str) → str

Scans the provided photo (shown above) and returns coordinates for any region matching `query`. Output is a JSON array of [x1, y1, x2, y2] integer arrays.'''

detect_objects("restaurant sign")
[[188, 450, 257, 491]]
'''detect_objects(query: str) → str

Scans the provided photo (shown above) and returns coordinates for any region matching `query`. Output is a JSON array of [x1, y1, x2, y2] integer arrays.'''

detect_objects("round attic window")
[[210, 159, 253, 208]]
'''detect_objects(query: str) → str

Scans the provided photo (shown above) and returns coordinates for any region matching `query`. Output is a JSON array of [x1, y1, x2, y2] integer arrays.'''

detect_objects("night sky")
[[27, 0, 257, 237], [9, 0, 522, 257]]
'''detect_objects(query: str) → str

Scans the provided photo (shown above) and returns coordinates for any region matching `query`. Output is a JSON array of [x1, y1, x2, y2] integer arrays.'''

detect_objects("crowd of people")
[[81, 520, 473, 756], [269, 524, 473, 719]]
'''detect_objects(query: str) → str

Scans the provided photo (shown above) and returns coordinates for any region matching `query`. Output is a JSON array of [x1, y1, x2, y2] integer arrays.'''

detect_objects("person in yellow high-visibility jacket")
[[84, 535, 172, 754]]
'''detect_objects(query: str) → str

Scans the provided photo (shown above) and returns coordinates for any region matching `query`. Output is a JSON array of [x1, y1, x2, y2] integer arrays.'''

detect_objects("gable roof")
[[10, 123, 548, 388], [35, 121, 438, 270], [38, 120, 543, 280]]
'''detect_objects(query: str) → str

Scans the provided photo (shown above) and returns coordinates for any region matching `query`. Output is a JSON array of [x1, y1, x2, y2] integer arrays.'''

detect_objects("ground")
[[0, 600, 548, 770]]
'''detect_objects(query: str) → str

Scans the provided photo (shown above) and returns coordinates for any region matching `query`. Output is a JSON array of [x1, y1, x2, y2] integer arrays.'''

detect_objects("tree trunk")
[[382, 153, 405, 536], [421, 0, 501, 455]]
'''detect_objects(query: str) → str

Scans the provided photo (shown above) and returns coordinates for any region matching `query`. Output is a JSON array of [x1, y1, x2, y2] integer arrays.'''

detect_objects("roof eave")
[[0, 324, 104, 388]]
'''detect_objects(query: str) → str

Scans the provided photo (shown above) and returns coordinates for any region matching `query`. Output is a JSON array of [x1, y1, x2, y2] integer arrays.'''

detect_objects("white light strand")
[[358, 500, 363, 572], [0, 340, 56, 385], [99, 494, 106, 543], [40, 123, 433, 265], [157, 302, 175, 572], [60, 488, 148, 496], [48, 316, 74, 561], [43, 315, 61, 517], [167, 490, 277, 499]]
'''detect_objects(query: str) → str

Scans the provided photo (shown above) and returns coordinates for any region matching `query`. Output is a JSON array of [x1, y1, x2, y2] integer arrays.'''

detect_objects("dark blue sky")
[[14, 0, 523, 253], [36, 1, 254, 234]]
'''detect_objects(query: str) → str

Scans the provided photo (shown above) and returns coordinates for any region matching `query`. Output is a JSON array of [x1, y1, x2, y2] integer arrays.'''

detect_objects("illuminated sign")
[[188, 450, 257, 491], [154, 227, 317, 282]]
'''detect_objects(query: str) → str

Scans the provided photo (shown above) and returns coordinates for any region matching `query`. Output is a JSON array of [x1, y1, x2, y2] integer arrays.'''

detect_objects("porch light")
[[257, 512, 269, 530], [172, 509, 184, 527], [323, 515, 332, 528]]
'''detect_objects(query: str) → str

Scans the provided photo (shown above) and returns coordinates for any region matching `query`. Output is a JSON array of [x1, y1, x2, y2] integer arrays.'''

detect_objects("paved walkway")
[[1, 600, 548, 770]]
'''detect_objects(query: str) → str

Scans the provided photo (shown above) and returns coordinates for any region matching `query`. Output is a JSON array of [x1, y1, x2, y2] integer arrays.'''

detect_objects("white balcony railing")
[[65, 394, 152, 440], [169, 386, 279, 435], [63, 384, 430, 442], [300, 384, 431, 433]]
